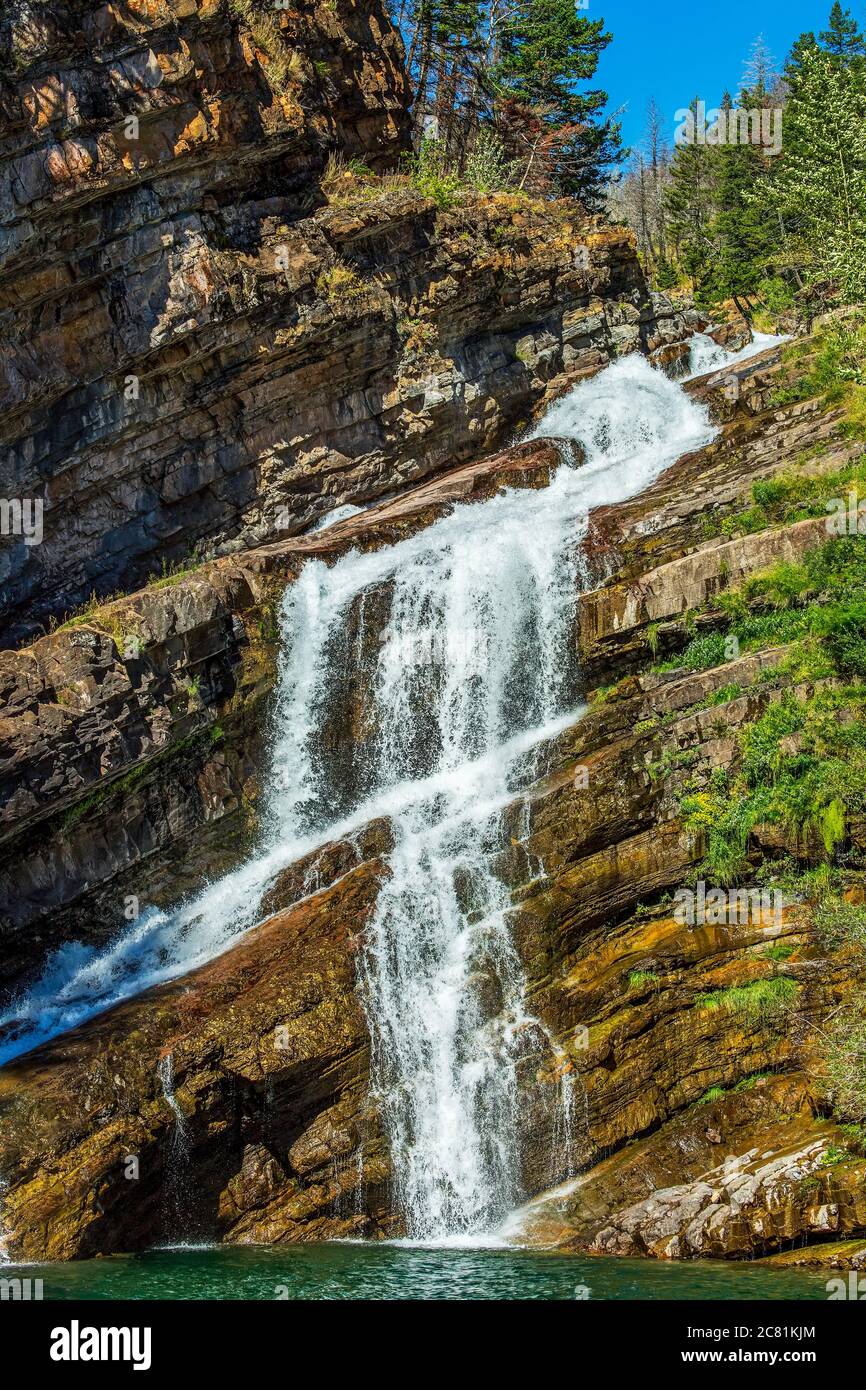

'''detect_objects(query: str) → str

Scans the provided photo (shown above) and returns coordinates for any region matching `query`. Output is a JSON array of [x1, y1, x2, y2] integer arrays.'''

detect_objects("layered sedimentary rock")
[[0, 857, 397, 1259], [0, 0, 406, 642], [0, 343, 830, 1001], [0, 436, 563, 995], [513, 1075, 866, 1259], [0, 1, 696, 643], [3, 335, 866, 1261]]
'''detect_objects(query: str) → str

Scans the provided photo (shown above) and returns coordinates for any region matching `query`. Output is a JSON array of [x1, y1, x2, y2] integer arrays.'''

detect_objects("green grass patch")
[[762, 943, 795, 961], [695, 976, 799, 1020], [734, 1070, 774, 1091], [695, 1085, 728, 1105], [628, 969, 662, 990]]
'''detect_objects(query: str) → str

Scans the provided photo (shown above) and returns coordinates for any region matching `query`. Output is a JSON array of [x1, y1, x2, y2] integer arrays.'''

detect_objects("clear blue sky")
[[596, 0, 860, 151]]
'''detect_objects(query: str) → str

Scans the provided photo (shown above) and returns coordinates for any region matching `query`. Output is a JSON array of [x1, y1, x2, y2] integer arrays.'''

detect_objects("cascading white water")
[[157, 1052, 193, 1236], [687, 328, 782, 380], [0, 346, 751, 1237]]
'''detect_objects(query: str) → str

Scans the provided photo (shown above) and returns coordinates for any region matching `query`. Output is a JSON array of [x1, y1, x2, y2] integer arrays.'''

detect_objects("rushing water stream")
[[1, 340, 778, 1247]]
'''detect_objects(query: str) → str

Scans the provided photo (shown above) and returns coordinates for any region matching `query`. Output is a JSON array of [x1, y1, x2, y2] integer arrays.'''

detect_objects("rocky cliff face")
[[0, 0, 694, 644], [3, 3, 862, 1275], [3, 339, 866, 1262], [0, 436, 562, 993]]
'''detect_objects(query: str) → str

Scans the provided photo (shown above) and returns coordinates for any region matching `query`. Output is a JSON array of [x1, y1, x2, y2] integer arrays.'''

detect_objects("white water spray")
[[1, 345, 760, 1239], [687, 328, 782, 379]]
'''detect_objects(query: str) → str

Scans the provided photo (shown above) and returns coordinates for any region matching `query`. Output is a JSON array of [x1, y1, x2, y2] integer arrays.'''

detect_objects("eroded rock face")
[[0, 0, 404, 642], [509, 1075, 866, 1258], [0, 0, 696, 643], [1, 657, 859, 1259], [0, 436, 563, 996], [0, 858, 397, 1259], [3, 323, 865, 1266], [590, 1130, 866, 1260]]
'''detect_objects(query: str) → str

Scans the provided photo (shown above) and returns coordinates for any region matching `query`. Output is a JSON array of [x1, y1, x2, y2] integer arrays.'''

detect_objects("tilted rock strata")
[[0, 343, 828, 997], [591, 1128, 866, 1260], [0, 436, 562, 996], [0, 0, 694, 642], [3, 327, 865, 1262], [0, 629, 859, 1258], [0, 0, 410, 641], [512, 1075, 866, 1259], [0, 858, 397, 1260]]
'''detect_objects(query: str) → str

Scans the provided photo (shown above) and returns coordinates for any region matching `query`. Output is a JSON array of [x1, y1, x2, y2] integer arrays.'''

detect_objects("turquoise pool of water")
[[4, 1243, 833, 1300]]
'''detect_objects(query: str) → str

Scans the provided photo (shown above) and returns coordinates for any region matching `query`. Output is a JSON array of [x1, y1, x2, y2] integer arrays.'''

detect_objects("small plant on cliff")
[[819, 1143, 855, 1167], [228, 1, 298, 91], [404, 139, 462, 210], [695, 976, 799, 1022], [773, 317, 866, 412], [763, 943, 796, 962], [696, 1085, 728, 1105], [839, 1121, 866, 1154], [398, 315, 437, 357], [316, 261, 367, 304], [149, 555, 202, 590], [734, 1071, 774, 1091], [463, 129, 515, 193], [685, 685, 866, 878], [628, 969, 661, 990], [824, 994, 866, 1119], [322, 152, 375, 191], [814, 895, 866, 952]]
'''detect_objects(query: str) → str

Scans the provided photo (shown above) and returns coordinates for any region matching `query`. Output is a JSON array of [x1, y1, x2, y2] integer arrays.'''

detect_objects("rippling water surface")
[[5, 1245, 830, 1301]]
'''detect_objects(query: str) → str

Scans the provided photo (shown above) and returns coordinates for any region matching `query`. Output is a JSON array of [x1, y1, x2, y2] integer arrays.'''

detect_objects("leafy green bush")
[[813, 896, 866, 952], [316, 261, 367, 302], [655, 632, 727, 673], [756, 276, 795, 315], [404, 139, 462, 209], [463, 129, 514, 193], [655, 260, 679, 290]]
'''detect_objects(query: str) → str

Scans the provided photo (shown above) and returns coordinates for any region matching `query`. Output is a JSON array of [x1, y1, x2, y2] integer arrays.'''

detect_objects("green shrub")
[[763, 943, 795, 962], [813, 896, 866, 952], [825, 997, 866, 1120], [316, 262, 367, 303], [404, 139, 462, 209], [655, 260, 679, 290], [734, 1071, 773, 1091], [463, 129, 514, 193], [756, 276, 795, 315]]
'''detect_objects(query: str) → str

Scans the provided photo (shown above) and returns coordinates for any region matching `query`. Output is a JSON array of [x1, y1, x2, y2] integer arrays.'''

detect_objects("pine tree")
[[403, 0, 485, 154], [820, 2, 866, 61], [494, 0, 623, 206], [706, 91, 776, 315], [497, 0, 610, 120], [784, 31, 819, 87], [768, 47, 866, 303], [663, 100, 718, 298]]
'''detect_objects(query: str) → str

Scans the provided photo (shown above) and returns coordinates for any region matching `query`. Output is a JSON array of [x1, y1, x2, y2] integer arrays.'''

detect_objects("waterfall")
[[0, 345, 759, 1237], [687, 328, 782, 379], [157, 1052, 192, 1238], [0, 1181, 10, 1265], [158, 1053, 190, 1148]]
